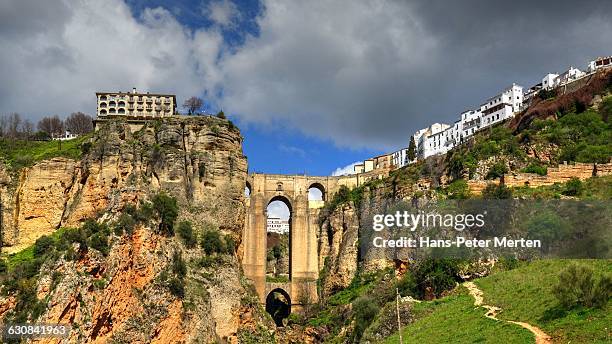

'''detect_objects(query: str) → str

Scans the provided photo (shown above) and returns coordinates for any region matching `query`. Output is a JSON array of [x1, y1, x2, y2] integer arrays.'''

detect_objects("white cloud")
[[0, 0, 222, 121], [205, 0, 239, 28], [331, 161, 360, 176], [267, 200, 290, 220]]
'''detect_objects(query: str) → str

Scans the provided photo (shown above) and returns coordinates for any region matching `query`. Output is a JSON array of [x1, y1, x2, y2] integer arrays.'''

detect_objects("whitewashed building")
[[391, 148, 411, 168], [542, 73, 559, 90], [479, 84, 523, 127], [557, 67, 585, 85], [267, 217, 289, 234], [588, 56, 612, 72], [414, 123, 451, 159]]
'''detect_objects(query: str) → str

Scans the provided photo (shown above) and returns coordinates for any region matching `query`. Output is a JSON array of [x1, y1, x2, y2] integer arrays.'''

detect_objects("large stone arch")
[[242, 173, 362, 312]]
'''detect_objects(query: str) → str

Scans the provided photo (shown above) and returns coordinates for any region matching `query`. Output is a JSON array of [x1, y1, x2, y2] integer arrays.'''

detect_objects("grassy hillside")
[[476, 259, 612, 343], [0, 135, 90, 171], [383, 260, 610, 343], [384, 287, 533, 344]]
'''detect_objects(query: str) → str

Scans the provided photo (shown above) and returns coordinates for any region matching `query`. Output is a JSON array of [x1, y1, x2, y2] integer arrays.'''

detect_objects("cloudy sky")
[[1, 0, 611, 175]]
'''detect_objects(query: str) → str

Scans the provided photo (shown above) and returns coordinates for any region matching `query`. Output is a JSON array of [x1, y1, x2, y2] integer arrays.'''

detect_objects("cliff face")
[[1, 116, 247, 252], [0, 116, 274, 343]]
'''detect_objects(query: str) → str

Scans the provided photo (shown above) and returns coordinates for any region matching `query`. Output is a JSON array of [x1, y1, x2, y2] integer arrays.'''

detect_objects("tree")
[[6, 113, 22, 139], [21, 119, 34, 139], [152, 192, 179, 236], [37, 115, 64, 138], [216, 110, 226, 119], [65, 112, 93, 135], [183, 97, 203, 115], [407, 135, 417, 161]]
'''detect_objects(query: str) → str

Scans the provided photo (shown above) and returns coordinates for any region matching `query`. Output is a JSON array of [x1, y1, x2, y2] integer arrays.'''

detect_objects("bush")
[[201, 230, 225, 255], [352, 296, 380, 340], [396, 272, 417, 297], [172, 251, 187, 278], [225, 234, 236, 254], [485, 162, 508, 180], [563, 177, 582, 196], [410, 258, 463, 299], [521, 163, 548, 176], [482, 183, 512, 199], [446, 179, 470, 199], [33, 235, 54, 257], [152, 192, 179, 236], [88, 232, 109, 255], [216, 111, 226, 119], [176, 221, 197, 248], [167, 277, 185, 298], [114, 212, 136, 236], [552, 264, 611, 309]]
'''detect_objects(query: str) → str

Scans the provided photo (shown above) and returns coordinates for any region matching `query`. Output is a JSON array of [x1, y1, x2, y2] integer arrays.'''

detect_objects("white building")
[[479, 83, 523, 127], [587, 56, 612, 72], [267, 217, 289, 234], [414, 123, 451, 159], [542, 73, 559, 90], [557, 67, 585, 85], [53, 130, 78, 141], [391, 148, 411, 168]]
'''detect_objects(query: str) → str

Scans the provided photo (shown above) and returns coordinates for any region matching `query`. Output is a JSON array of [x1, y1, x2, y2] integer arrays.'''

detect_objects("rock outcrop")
[[1, 116, 247, 253], [0, 116, 275, 343]]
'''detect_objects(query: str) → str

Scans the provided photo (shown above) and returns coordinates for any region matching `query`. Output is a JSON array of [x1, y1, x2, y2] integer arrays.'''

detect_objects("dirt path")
[[463, 282, 552, 344]]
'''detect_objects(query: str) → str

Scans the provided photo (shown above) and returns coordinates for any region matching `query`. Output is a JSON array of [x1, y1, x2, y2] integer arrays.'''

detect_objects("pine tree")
[[407, 136, 417, 161]]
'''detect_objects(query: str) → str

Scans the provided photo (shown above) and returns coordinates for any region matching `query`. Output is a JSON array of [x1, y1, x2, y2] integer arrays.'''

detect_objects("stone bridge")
[[241, 173, 365, 315]]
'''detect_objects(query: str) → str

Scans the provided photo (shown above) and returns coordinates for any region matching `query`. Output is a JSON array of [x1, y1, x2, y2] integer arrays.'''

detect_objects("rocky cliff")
[[1, 116, 246, 253], [0, 116, 276, 343]]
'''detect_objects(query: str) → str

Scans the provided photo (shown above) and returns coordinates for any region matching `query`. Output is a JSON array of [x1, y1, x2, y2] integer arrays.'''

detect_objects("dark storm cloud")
[[219, 0, 612, 149]]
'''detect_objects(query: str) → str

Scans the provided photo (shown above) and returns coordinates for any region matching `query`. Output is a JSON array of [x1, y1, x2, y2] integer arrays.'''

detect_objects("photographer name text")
[[372, 236, 541, 248]]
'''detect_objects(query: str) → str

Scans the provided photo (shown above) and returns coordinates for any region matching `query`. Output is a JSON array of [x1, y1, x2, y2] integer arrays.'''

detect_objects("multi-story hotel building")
[[96, 88, 176, 118]]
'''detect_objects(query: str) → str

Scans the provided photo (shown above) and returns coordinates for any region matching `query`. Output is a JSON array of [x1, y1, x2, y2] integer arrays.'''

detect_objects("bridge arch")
[[308, 182, 326, 201], [266, 195, 292, 279], [265, 288, 291, 326]]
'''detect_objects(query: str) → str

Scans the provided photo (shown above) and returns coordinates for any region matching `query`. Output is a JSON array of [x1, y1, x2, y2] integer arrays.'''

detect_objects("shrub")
[[216, 110, 226, 119], [0, 259, 7, 274], [172, 251, 187, 278], [201, 230, 225, 255], [152, 192, 179, 236], [411, 258, 463, 299], [485, 162, 508, 180], [521, 163, 548, 176], [81, 141, 92, 155], [33, 235, 54, 257], [167, 277, 185, 298], [352, 296, 380, 340], [396, 272, 417, 297], [446, 179, 470, 199], [176, 221, 197, 248], [88, 232, 109, 255], [114, 212, 136, 236], [482, 183, 512, 199], [552, 264, 611, 309], [225, 234, 236, 254], [563, 177, 583, 196]]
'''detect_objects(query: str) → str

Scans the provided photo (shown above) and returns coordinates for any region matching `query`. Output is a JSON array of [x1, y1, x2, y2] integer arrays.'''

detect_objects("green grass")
[[384, 287, 533, 344], [0, 135, 90, 171], [476, 259, 612, 343], [3, 227, 71, 270]]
